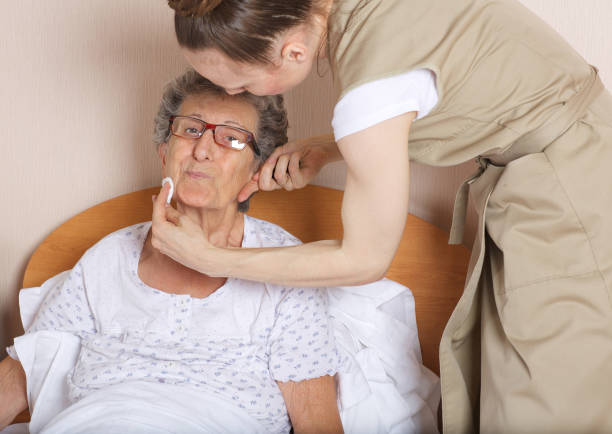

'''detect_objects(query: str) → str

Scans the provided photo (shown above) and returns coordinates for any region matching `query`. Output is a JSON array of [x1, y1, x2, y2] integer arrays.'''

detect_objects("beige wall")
[[1, 1, 611, 352]]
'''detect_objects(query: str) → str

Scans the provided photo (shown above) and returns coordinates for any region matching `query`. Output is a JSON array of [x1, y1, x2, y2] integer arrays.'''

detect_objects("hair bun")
[[168, 0, 224, 16]]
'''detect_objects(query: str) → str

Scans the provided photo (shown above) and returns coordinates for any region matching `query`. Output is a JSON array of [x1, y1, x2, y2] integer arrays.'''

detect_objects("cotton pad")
[[161, 177, 174, 205]]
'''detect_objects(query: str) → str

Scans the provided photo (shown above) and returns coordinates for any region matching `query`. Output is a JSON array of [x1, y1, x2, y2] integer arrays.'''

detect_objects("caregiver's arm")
[[0, 356, 28, 429], [277, 375, 343, 434], [152, 112, 415, 287]]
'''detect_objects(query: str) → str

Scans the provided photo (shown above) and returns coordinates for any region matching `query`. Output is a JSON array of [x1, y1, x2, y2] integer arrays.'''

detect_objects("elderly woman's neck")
[[139, 204, 243, 297], [179, 204, 245, 248], [139, 204, 244, 295]]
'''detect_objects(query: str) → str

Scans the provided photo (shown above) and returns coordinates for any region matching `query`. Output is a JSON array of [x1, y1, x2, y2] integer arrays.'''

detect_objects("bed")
[[11, 184, 470, 428]]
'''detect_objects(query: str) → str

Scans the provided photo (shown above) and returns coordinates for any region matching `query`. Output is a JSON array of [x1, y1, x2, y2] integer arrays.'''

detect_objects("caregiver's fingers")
[[273, 154, 291, 188], [288, 152, 306, 189], [164, 205, 183, 226], [258, 158, 282, 191], [267, 141, 303, 165], [237, 174, 259, 202], [258, 141, 305, 190], [151, 183, 171, 224], [160, 181, 172, 205]]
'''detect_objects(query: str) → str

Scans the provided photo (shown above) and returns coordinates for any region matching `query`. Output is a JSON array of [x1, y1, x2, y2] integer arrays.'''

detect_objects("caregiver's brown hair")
[[168, 0, 329, 64]]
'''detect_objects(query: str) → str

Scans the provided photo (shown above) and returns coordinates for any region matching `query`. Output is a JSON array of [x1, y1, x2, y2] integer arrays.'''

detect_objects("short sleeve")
[[6, 345, 18, 360], [332, 68, 438, 141], [268, 287, 340, 382], [27, 262, 96, 336]]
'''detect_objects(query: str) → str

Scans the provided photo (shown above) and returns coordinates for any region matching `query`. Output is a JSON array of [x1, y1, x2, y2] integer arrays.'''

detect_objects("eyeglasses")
[[169, 116, 260, 156]]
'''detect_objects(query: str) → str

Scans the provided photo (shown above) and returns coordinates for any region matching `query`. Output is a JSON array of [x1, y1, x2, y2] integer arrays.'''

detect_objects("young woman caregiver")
[[154, 0, 612, 432]]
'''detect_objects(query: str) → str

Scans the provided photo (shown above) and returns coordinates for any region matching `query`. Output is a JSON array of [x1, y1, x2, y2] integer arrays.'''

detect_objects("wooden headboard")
[[22, 185, 469, 375]]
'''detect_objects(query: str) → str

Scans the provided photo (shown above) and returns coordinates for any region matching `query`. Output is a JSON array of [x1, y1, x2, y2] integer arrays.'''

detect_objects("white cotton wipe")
[[161, 177, 174, 204]]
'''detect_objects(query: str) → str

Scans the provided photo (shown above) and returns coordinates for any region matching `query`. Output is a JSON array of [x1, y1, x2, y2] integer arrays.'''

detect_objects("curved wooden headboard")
[[22, 185, 469, 375]]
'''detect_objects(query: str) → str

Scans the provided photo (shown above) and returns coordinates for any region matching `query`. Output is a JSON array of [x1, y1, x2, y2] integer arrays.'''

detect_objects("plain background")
[[1, 1, 611, 353]]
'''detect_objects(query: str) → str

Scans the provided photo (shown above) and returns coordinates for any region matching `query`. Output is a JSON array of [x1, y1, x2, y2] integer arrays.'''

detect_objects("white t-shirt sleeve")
[[332, 68, 438, 141]]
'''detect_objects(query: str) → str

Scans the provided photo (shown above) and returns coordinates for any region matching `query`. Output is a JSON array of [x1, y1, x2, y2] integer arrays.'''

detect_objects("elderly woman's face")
[[159, 93, 258, 211]]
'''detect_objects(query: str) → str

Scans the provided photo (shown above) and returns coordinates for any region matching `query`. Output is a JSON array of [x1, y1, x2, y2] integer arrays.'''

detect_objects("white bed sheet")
[[5, 271, 439, 433]]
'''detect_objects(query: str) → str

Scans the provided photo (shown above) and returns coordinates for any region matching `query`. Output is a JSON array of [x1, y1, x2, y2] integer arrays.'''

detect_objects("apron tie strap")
[[449, 157, 490, 245], [448, 67, 604, 245]]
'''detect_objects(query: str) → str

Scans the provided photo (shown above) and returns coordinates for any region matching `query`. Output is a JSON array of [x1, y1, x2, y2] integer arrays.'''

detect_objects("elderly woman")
[[0, 69, 343, 434]]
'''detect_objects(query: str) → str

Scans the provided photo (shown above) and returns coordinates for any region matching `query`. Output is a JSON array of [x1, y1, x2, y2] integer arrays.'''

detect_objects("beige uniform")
[[328, 0, 612, 432]]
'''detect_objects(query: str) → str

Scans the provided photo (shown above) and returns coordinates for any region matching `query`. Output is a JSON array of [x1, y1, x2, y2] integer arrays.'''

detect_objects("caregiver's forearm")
[[0, 356, 28, 429], [302, 133, 343, 164], [212, 113, 415, 287], [220, 239, 389, 287]]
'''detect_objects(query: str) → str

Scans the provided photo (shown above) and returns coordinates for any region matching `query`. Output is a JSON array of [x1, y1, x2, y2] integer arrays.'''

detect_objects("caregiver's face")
[[159, 93, 259, 211], [181, 47, 311, 96]]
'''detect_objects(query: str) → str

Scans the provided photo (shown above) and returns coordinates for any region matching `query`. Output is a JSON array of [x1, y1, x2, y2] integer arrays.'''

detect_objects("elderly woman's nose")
[[193, 130, 215, 160]]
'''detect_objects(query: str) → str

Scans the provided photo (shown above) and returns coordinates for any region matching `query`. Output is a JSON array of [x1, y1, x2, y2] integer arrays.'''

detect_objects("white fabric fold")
[[0, 424, 28, 434], [20, 271, 70, 331], [9, 329, 266, 433], [40, 381, 267, 434], [13, 331, 80, 433], [329, 279, 440, 434]]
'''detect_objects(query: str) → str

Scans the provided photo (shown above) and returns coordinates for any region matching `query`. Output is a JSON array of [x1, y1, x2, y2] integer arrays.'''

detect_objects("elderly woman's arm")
[[277, 375, 343, 434], [0, 356, 28, 429], [151, 112, 415, 287]]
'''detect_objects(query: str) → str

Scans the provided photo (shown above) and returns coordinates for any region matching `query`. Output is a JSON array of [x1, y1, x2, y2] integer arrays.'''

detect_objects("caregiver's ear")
[[158, 143, 169, 168], [279, 28, 309, 64]]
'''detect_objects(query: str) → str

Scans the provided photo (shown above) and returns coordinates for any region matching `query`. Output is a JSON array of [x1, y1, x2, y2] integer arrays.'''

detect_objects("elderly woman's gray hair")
[[153, 69, 288, 211]]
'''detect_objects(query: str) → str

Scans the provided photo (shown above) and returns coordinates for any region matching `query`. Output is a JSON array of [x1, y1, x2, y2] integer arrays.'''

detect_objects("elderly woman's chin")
[[174, 182, 231, 212]]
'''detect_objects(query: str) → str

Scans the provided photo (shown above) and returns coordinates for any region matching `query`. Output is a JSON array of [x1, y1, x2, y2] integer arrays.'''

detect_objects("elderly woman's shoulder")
[[79, 222, 152, 263], [243, 215, 302, 249]]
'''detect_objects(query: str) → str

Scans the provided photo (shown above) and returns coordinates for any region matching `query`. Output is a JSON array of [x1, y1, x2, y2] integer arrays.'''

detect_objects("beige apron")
[[329, 0, 612, 432]]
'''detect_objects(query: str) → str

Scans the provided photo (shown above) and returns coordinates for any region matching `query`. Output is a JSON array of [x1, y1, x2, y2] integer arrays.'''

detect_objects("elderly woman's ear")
[[158, 143, 169, 171], [237, 174, 260, 203]]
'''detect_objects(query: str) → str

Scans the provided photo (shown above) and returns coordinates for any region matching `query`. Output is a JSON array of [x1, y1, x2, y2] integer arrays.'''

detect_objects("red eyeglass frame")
[[169, 115, 260, 156]]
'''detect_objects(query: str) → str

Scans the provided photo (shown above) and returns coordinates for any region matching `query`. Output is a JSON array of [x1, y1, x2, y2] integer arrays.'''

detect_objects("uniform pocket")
[[485, 152, 598, 292]]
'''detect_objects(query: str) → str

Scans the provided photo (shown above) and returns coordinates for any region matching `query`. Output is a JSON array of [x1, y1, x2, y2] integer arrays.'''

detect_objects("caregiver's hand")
[[238, 133, 341, 201], [150, 183, 222, 276]]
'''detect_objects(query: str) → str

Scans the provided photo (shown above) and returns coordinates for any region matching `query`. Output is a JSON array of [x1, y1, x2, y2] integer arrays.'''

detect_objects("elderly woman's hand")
[[246, 134, 342, 195], [151, 183, 222, 276]]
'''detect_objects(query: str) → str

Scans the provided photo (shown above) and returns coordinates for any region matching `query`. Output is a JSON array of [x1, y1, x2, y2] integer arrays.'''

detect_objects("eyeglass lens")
[[171, 117, 250, 150]]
